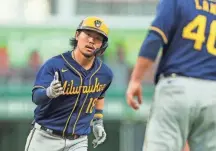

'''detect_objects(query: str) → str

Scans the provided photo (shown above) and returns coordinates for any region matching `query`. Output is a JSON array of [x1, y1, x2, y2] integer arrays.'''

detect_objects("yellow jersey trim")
[[33, 86, 46, 89], [94, 113, 103, 119], [150, 26, 168, 44], [72, 59, 103, 134], [61, 53, 83, 137]]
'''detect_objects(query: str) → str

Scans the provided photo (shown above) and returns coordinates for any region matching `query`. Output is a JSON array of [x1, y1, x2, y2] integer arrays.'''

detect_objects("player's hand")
[[92, 119, 106, 148], [126, 81, 143, 110], [46, 71, 64, 98]]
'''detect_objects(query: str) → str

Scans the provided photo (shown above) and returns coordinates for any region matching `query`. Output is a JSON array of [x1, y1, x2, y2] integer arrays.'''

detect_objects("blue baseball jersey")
[[32, 51, 113, 135], [150, 0, 216, 83]]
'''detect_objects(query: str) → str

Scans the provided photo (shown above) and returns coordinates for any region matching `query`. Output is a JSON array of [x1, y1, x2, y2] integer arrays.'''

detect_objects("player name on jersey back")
[[195, 0, 216, 15]]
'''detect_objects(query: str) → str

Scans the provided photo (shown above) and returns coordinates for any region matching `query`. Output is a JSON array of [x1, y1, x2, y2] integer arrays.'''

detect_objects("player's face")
[[76, 30, 104, 58]]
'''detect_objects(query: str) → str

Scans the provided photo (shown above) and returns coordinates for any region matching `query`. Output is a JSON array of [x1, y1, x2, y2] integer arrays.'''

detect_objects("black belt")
[[33, 124, 81, 140], [160, 73, 179, 78]]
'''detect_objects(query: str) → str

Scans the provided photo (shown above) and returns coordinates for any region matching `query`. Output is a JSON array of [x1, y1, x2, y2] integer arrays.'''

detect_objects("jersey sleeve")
[[150, 0, 178, 44], [98, 71, 113, 99], [98, 81, 112, 99], [139, 31, 163, 61], [33, 59, 55, 91]]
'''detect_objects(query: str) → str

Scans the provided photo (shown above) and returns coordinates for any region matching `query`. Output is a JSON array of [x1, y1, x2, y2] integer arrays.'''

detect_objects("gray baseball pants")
[[25, 123, 88, 151], [143, 75, 216, 151]]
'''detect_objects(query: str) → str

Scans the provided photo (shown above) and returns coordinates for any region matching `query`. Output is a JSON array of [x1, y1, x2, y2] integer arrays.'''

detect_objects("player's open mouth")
[[85, 45, 95, 52]]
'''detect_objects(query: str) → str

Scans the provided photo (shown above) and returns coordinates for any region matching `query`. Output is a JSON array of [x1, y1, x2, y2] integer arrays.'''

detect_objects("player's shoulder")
[[158, 0, 182, 6], [43, 51, 69, 66], [96, 58, 113, 79], [159, 0, 181, 3]]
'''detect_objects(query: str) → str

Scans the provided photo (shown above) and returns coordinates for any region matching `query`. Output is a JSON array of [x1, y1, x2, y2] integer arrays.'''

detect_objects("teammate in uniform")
[[126, 0, 216, 151], [24, 16, 113, 151]]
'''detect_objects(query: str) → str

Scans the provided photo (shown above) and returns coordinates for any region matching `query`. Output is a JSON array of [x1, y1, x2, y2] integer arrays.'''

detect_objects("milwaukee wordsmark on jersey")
[[62, 78, 106, 95]]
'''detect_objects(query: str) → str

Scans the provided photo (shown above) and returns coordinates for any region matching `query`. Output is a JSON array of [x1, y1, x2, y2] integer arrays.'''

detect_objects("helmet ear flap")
[[99, 41, 108, 55], [94, 41, 108, 56]]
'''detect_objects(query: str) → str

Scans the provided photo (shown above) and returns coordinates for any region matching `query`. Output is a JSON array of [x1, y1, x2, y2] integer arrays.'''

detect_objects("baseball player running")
[[126, 0, 216, 151], [24, 16, 113, 151]]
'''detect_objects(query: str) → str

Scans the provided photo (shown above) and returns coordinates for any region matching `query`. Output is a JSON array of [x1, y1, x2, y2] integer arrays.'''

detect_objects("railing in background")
[[75, 0, 158, 16]]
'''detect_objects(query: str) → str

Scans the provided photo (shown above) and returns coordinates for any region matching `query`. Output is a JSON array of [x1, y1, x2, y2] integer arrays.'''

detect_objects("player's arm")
[[130, 32, 162, 83], [32, 72, 63, 105], [92, 97, 106, 148], [32, 88, 50, 105], [150, 0, 177, 44], [127, 32, 162, 109], [131, 0, 178, 83], [93, 77, 112, 119], [94, 98, 104, 119], [32, 60, 63, 105], [92, 75, 113, 148], [93, 81, 112, 126], [127, 0, 178, 110], [183, 142, 190, 151]]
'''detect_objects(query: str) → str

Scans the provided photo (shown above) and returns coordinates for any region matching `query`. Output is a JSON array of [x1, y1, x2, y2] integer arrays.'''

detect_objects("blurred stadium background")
[[0, 0, 159, 151]]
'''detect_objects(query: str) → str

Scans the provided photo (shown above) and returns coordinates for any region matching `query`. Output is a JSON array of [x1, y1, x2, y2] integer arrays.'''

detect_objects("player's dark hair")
[[69, 38, 77, 50], [70, 31, 80, 50]]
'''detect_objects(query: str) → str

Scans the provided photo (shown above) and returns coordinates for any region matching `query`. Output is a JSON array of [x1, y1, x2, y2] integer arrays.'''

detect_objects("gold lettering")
[[62, 79, 107, 95], [102, 84, 106, 91], [63, 81, 69, 95], [195, 0, 216, 15], [203, 0, 210, 12], [69, 80, 74, 94], [99, 84, 106, 91], [86, 85, 93, 93], [89, 85, 95, 93], [72, 86, 81, 94], [63, 81, 67, 91], [210, 3, 216, 14], [65, 84, 71, 95], [99, 85, 102, 92], [93, 78, 100, 92], [82, 86, 89, 93], [195, 0, 202, 10]]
